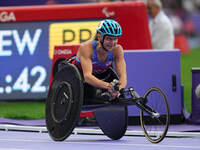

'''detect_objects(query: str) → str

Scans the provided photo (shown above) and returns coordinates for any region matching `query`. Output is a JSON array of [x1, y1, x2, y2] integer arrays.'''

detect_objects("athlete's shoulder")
[[113, 44, 123, 52], [78, 40, 93, 57], [79, 40, 93, 48], [113, 44, 124, 58], [116, 44, 123, 49]]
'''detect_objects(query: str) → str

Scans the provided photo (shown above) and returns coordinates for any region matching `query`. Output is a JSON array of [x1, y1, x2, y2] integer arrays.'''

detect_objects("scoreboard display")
[[0, 1, 151, 100], [0, 21, 51, 99]]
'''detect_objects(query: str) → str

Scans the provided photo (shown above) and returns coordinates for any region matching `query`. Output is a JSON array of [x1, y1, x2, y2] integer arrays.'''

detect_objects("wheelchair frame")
[[45, 63, 170, 143]]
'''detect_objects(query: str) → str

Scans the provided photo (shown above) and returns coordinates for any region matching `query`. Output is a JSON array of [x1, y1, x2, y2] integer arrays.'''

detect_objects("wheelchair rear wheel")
[[46, 63, 84, 141]]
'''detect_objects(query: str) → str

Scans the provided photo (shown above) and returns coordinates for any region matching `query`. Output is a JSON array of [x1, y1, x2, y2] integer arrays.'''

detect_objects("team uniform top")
[[72, 40, 113, 75]]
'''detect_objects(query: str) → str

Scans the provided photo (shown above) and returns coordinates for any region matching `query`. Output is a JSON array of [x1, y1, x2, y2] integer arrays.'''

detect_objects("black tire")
[[140, 87, 170, 143], [46, 63, 83, 141]]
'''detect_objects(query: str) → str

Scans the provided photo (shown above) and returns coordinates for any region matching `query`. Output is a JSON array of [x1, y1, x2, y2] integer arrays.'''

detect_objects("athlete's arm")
[[113, 45, 127, 89], [78, 42, 110, 89]]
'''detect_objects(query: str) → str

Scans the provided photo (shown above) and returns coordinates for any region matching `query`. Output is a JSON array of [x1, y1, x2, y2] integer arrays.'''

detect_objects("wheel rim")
[[140, 87, 170, 143]]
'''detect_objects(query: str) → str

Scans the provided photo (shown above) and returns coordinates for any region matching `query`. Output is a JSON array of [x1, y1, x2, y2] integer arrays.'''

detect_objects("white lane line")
[[1, 125, 200, 138], [0, 138, 200, 149], [0, 149, 30, 150]]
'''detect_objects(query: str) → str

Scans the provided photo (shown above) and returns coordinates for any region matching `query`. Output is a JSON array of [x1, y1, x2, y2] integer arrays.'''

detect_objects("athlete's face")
[[103, 36, 118, 50]]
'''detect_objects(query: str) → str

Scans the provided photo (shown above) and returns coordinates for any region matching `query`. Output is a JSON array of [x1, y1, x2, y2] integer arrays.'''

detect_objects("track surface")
[[0, 130, 200, 150]]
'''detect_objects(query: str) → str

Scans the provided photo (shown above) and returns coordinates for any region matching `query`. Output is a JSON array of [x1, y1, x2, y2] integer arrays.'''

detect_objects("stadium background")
[[0, 0, 200, 122]]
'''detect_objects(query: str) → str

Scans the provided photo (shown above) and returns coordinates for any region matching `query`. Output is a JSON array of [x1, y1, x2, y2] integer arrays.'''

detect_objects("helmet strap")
[[100, 35, 109, 52]]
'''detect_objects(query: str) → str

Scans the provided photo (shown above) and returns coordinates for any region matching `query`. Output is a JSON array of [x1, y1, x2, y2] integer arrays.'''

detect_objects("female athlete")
[[72, 19, 127, 99]]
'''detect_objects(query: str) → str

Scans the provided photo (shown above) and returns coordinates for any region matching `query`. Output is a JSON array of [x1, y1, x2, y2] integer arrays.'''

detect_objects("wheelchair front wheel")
[[140, 87, 170, 143]]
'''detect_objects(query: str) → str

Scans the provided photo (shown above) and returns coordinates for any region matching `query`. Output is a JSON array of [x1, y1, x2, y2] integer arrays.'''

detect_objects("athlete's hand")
[[107, 80, 120, 99], [107, 83, 119, 99]]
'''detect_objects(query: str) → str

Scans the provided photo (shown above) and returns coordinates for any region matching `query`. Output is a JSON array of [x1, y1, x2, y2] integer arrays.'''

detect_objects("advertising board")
[[0, 1, 151, 100]]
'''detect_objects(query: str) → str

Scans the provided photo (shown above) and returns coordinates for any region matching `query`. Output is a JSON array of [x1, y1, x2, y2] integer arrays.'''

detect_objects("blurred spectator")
[[146, 0, 174, 49], [98, 0, 112, 2], [184, 18, 195, 37], [46, 0, 57, 5], [168, 12, 184, 35], [182, 0, 197, 13], [97, 0, 122, 2], [0, 0, 47, 6]]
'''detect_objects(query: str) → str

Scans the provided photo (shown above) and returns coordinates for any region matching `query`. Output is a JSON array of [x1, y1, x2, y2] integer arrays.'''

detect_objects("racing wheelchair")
[[45, 62, 170, 143]]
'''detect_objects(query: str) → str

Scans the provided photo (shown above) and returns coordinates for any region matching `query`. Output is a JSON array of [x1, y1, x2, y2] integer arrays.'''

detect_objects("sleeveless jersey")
[[73, 40, 113, 74]]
